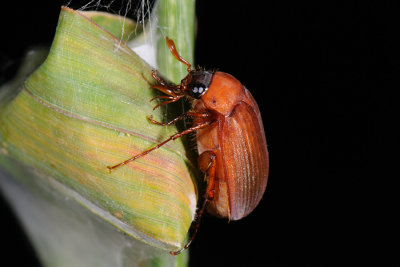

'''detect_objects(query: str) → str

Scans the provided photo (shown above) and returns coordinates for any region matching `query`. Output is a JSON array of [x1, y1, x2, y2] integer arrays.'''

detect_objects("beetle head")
[[165, 37, 215, 99], [186, 70, 214, 99]]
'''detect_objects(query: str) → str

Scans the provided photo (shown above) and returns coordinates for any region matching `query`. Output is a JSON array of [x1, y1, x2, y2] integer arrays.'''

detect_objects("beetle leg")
[[151, 95, 184, 110], [147, 112, 209, 126], [152, 71, 184, 96], [198, 151, 217, 201], [147, 114, 182, 126], [151, 85, 177, 98], [151, 70, 176, 89], [107, 121, 211, 172], [149, 95, 174, 103], [170, 151, 217, 256]]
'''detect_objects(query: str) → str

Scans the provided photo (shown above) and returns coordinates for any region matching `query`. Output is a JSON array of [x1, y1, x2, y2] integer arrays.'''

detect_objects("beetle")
[[108, 37, 269, 255]]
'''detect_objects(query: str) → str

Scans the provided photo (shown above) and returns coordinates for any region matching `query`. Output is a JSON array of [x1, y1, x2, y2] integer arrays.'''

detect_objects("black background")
[[0, 0, 391, 266]]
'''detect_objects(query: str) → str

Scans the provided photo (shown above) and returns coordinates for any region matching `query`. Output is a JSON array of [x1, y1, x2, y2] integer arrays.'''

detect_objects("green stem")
[[157, 0, 196, 83]]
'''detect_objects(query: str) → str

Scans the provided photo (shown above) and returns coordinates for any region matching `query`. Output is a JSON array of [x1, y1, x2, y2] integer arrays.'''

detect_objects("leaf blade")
[[0, 6, 197, 250]]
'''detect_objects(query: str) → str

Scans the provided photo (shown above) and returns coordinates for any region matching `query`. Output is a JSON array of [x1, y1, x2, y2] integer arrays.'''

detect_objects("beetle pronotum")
[[108, 37, 269, 255]]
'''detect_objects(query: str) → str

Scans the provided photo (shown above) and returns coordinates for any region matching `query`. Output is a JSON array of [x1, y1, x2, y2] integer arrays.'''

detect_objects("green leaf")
[[0, 5, 197, 255], [84, 11, 140, 42]]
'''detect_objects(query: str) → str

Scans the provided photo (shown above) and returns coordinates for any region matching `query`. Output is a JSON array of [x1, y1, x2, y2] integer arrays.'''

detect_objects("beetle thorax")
[[200, 72, 244, 116]]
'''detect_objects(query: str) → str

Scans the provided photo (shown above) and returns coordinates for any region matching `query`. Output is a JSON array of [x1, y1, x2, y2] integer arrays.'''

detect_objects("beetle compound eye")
[[189, 83, 208, 99], [187, 70, 214, 99]]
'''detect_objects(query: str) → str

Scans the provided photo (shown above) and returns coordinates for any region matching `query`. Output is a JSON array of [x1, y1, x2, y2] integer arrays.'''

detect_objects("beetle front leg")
[[170, 151, 216, 256], [152, 70, 175, 89], [151, 85, 177, 98]]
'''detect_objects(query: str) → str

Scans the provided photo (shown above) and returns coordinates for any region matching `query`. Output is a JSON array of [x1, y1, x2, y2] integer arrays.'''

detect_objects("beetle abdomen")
[[220, 88, 269, 220]]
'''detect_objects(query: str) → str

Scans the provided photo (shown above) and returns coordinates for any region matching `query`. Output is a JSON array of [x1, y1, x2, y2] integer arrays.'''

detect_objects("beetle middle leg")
[[170, 150, 217, 255], [148, 111, 210, 126]]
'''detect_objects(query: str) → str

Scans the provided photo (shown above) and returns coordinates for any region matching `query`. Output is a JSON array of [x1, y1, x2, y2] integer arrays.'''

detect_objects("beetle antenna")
[[165, 36, 192, 73]]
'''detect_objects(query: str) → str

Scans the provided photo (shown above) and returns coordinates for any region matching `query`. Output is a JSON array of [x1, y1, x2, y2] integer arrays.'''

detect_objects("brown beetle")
[[108, 37, 269, 255]]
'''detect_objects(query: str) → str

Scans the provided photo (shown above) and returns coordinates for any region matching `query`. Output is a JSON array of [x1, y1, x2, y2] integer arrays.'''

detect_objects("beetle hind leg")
[[198, 151, 217, 200], [170, 151, 216, 255]]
